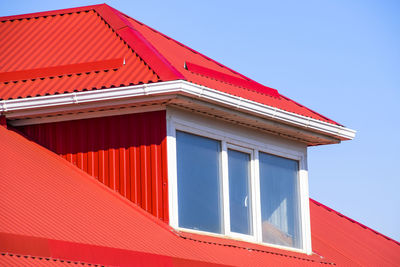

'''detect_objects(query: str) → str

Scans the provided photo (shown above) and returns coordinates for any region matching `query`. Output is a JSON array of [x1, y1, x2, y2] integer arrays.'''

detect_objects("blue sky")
[[1, 0, 399, 242]]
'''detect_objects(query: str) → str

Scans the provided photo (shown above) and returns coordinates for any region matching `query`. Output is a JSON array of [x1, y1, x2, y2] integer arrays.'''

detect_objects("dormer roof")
[[0, 4, 352, 140]]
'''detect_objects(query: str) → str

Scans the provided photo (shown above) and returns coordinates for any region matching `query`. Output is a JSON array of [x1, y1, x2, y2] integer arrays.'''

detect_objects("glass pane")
[[228, 149, 252, 235], [259, 152, 301, 248], [176, 131, 222, 233]]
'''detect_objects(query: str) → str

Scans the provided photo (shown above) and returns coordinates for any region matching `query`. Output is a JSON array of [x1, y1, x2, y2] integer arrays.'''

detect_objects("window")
[[259, 152, 301, 248], [168, 110, 311, 253], [228, 148, 252, 235], [176, 131, 222, 233]]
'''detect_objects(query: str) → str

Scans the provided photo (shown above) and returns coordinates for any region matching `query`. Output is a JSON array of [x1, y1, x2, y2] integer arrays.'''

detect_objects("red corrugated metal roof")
[[0, 253, 86, 266], [0, 126, 399, 266], [117, 9, 339, 125], [0, 4, 340, 126], [0, 8, 159, 99], [310, 199, 400, 266]]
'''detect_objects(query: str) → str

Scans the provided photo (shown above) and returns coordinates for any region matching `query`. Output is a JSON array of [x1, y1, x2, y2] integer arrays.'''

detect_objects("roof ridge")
[[310, 198, 400, 246], [119, 12, 277, 86], [0, 3, 105, 22], [0, 4, 344, 127], [0, 3, 268, 89], [0, 4, 184, 82], [94, 5, 184, 81], [117, 10, 350, 128]]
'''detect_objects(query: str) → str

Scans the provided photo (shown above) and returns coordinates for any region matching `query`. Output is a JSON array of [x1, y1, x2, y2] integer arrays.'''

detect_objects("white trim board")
[[2, 80, 355, 143]]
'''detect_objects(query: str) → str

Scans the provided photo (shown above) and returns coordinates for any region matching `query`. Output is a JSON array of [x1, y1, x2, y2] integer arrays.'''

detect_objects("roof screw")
[[1, 100, 7, 112], [72, 92, 78, 104]]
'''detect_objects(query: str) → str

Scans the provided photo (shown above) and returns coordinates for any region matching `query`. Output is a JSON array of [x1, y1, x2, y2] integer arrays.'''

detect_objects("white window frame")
[[224, 144, 256, 242], [167, 109, 312, 254]]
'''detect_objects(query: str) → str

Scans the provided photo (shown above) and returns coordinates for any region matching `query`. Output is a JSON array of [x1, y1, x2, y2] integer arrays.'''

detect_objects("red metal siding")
[[17, 110, 168, 222]]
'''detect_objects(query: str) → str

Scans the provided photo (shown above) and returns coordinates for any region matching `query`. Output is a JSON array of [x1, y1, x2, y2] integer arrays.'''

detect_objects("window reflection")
[[228, 149, 252, 235], [259, 152, 301, 248], [176, 131, 222, 233]]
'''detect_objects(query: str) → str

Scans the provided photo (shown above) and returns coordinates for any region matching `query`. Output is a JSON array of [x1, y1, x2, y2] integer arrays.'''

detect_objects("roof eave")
[[1, 80, 355, 145]]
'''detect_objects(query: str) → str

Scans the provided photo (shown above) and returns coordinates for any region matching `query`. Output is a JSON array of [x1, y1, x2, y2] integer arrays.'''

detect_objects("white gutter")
[[0, 80, 355, 140]]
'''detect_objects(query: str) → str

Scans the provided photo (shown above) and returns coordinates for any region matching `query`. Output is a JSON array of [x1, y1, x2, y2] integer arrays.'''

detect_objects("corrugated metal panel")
[[94, 4, 185, 81], [17, 110, 169, 222], [0, 125, 338, 266], [122, 13, 340, 126], [0, 4, 341, 127], [185, 61, 279, 98], [0, 253, 81, 266], [0, 9, 159, 100], [310, 199, 400, 266]]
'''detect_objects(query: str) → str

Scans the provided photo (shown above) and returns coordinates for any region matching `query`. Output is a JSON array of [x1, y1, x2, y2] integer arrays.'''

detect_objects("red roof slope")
[[0, 125, 328, 266], [0, 4, 339, 125], [310, 199, 400, 266], [0, 126, 399, 266], [0, 8, 159, 99], [0, 253, 79, 266]]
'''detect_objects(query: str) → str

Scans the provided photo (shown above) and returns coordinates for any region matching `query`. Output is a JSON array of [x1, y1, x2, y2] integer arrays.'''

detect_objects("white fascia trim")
[[0, 81, 179, 112], [1, 80, 355, 140], [176, 82, 355, 140]]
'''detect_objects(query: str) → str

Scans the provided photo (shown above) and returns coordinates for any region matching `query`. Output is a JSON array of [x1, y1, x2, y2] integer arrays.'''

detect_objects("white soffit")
[[1, 80, 356, 142]]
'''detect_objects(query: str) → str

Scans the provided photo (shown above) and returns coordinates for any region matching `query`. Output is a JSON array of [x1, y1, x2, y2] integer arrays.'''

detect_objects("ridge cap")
[[94, 5, 184, 81], [0, 3, 107, 22], [118, 11, 272, 85]]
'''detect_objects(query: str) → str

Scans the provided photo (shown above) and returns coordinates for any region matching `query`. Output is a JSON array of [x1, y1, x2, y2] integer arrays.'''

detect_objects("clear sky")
[[1, 0, 399, 242]]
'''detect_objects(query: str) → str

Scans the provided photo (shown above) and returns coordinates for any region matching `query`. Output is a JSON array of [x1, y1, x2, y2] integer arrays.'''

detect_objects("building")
[[0, 4, 399, 266]]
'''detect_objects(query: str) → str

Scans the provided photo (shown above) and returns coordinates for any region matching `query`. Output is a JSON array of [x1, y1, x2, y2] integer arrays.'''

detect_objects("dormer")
[[0, 4, 356, 257], [167, 107, 309, 252]]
